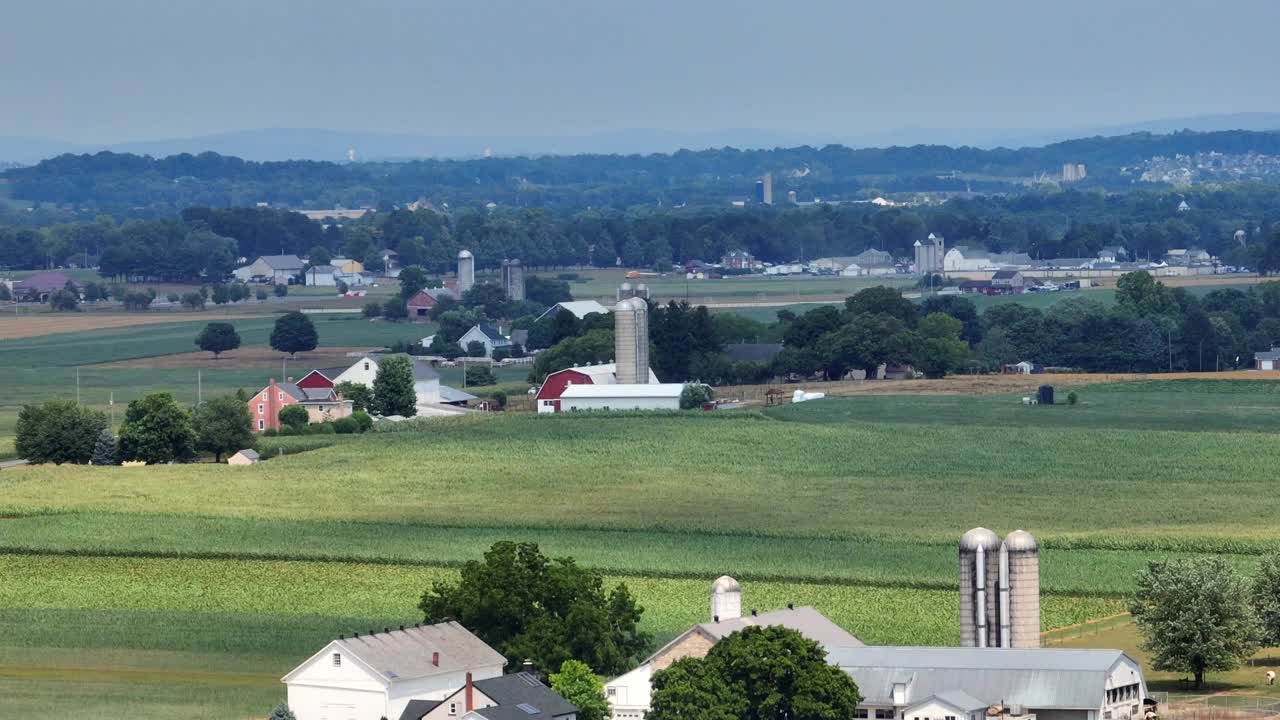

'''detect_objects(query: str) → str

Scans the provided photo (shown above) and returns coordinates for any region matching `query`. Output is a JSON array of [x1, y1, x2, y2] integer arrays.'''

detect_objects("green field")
[[2, 371, 1279, 715], [550, 268, 912, 303]]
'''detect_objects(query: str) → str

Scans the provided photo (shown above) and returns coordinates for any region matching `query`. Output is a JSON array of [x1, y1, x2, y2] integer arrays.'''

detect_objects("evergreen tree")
[[268, 704, 297, 720], [90, 429, 118, 466], [372, 355, 417, 416]]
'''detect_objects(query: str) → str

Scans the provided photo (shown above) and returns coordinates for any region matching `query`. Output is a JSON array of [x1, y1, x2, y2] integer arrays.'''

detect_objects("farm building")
[[406, 288, 460, 319], [536, 300, 610, 321], [721, 249, 754, 269], [282, 622, 505, 720], [458, 325, 511, 358], [605, 576, 862, 720], [13, 271, 73, 302], [535, 363, 661, 413], [400, 672, 577, 720], [305, 265, 339, 286], [247, 378, 353, 432], [990, 270, 1024, 289], [227, 449, 259, 465], [233, 254, 304, 283], [302, 355, 475, 415], [827, 646, 1147, 720], [1256, 348, 1280, 370], [559, 383, 684, 412]]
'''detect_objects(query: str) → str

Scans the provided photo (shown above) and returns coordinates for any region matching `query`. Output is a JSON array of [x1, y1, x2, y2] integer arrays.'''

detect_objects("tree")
[[196, 322, 241, 358], [399, 265, 428, 299], [679, 383, 713, 409], [211, 283, 231, 305], [362, 302, 383, 318], [816, 313, 920, 379], [193, 394, 255, 462], [648, 626, 861, 720], [1252, 555, 1280, 646], [274, 283, 288, 297], [181, 291, 205, 310], [15, 400, 108, 464], [462, 282, 509, 318], [466, 340, 486, 358], [550, 660, 610, 720], [117, 393, 197, 464], [844, 286, 917, 326], [278, 404, 310, 432], [916, 312, 970, 378], [526, 276, 574, 306], [270, 311, 318, 357], [465, 365, 497, 386], [1129, 557, 1259, 688], [383, 297, 409, 320], [1250, 227, 1280, 277], [372, 355, 417, 416], [0, 284, 10, 301], [255, 287, 269, 302], [419, 541, 651, 675], [307, 245, 331, 266], [122, 290, 153, 311], [335, 381, 374, 412], [1116, 271, 1175, 317], [90, 428, 118, 465], [48, 288, 79, 312], [268, 703, 297, 720]]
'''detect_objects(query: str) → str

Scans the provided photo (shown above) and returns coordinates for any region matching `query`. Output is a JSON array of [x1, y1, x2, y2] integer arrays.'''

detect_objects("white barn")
[[282, 622, 505, 720], [559, 383, 684, 412], [537, 300, 610, 321]]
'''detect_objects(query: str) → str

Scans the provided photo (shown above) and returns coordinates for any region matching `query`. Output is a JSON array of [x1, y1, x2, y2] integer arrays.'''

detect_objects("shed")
[[228, 449, 260, 465]]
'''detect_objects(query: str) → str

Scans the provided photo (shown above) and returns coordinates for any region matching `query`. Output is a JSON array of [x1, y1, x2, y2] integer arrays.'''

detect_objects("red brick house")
[[247, 378, 351, 432]]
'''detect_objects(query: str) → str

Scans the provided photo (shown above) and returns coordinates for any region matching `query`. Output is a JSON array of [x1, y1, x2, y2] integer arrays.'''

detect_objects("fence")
[[1164, 695, 1280, 720]]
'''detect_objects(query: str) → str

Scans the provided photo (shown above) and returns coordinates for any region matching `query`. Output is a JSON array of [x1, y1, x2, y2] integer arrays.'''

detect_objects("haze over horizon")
[[3, 0, 1280, 158]]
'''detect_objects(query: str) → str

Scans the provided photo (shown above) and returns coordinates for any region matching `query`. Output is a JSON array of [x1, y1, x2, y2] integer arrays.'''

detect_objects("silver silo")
[[614, 298, 640, 384], [1003, 529, 1041, 648], [959, 527, 1001, 648], [710, 575, 742, 622], [502, 259, 525, 301], [457, 249, 475, 293]]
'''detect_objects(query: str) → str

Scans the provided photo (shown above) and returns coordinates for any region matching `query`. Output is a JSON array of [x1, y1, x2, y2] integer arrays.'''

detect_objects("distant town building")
[[233, 255, 304, 284], [721, 250, 754, 270], [1062, 163, 1088, 183]]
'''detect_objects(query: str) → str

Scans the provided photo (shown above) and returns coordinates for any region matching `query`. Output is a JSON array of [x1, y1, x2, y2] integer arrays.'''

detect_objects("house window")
[[257, 419, 264, 430], [260, 392, 267, 401], [854, 710, 868, 719], [363, 362, 370, 371], [876, 710, 895, 719], [946, 716, 957, 720], [449, 703, 457, 715], [607, 688, 617, 697], [258, 404, 264, 414], [332, 653, 341, 667], [278, 392, 284, 401]]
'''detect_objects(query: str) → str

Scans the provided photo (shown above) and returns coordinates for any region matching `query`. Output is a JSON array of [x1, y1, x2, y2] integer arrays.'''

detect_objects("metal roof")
[[827, 646, 1134, 710], [310, 621, 505, 685], [925, 690, 989, 712], [698, 606, 864, 649], [367, 354, 441, 381], [473, 673, 577, 717], [439, 384, 478, 403], [560, 383, 685, 399], [258, 254, 304, 270], [537, 301, 610, 321]]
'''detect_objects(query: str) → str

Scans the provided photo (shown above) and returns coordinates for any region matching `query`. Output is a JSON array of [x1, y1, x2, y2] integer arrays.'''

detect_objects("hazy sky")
[[2, 0, 1279, 144]]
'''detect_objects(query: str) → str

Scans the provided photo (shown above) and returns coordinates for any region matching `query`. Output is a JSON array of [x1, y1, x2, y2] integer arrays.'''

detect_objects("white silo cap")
[[458, 249, 473, 258], [711, 575, 741, 593], [1002, 529, 1038, 552], [959, 527, 1001, 551]]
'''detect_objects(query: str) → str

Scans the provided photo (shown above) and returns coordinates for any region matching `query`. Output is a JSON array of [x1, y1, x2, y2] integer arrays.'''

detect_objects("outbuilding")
[[535, 363, 660, 413], [559, 383, 684, 412], [227, 449, 260, 465], [1256, 348, 1280, 371]]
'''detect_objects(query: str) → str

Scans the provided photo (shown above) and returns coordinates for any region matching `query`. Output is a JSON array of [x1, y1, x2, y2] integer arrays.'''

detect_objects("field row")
[[0, 512, 1267, 595]]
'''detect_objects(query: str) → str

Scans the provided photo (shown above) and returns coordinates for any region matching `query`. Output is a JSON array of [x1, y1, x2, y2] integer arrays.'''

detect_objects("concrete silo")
[[710, 575, 742, 621], [502, 259, 525, 301], [614, 297, 649, 384], [457, 249, 475, 293], [959, 527, 1001, 648], [1002, 529, 1041, 648]]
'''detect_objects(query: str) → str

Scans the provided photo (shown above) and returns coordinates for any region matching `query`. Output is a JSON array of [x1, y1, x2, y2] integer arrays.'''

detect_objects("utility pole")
[[197, 369, 203, 405], [75, 368, 80, 405]]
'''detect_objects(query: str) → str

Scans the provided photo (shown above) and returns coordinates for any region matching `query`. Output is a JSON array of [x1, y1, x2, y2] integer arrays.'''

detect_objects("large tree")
[[192, 394, 255, 462], [916, 312, 970, 378], [372, 355, 417, 416], [815, 313, 920, 379], [550, 660, 610, 720], [1252, 555, 1280, 646], [844, 285, 917, 326], [270, 311, 318, 357], [196, 322, 241, 358], [398, 265, 428, 299], [1130, 557, 1259, 688], [418, 541, 650, 675], [15, 400, 108, 465], [648, 626, 861, 720], [117, 393, 197, 464]]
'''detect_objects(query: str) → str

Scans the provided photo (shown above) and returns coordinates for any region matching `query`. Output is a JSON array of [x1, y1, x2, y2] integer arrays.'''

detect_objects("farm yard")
[[3, 376, 1280, 717]]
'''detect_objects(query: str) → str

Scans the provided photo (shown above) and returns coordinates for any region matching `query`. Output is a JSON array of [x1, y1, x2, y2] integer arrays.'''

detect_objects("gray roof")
[[326, 621, 505, 684], [649, 607, 862, 663], [469, 706, 572, 720], [472, 673, 577, 718], [1256, 350, 1280, 361], [927, 690, 988, 712], [308, 264, 338, 273], [233, 449, 259, 460], [991, 252, 1034, 266], [399, 700, 442, 720], [476, 324, 509, 342], [440, 385, 479, 403], [827, 646, 1134, 710], [369, 354, 441, 382], [259, 254, 304, 270], [991, 270, 1021, 280], [953, 247, 990, 259]]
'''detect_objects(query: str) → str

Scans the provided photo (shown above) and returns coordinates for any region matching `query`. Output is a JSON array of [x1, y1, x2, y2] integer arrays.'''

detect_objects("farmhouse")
[[1256, 348, 1280, 370], [400, 672, 577, 720], [559, 383, 684, 412], [308, 354, 474, 415], [458, 324, 511, 358], [536, 300, 610, 321], [721, 249, 754, 269], [234, 254, 304, 283], [827, 646, 1147, 720], [247, 378, 353, 432], [282, 622, 506, 720], [535, 363, 661, 413], [606, 576, 862, 720]]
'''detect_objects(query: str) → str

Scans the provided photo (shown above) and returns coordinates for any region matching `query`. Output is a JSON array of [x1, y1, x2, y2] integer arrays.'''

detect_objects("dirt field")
[[717, 370, 1280, 403], [0, 313, 266, 340], [98, 346, 379, 369]]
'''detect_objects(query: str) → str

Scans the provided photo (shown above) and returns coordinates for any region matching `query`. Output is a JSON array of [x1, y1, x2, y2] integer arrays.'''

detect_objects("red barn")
[[534, 363, 660, 413], [295, 366, 347, 390], [405, 288, 459, 319]]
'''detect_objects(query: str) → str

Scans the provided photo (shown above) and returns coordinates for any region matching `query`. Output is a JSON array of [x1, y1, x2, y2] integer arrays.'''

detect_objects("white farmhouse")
[[282, 622, 505, 720], [306, 265, 339, 287], [330, 354, 474, 416], [457, 325, 512, 358]]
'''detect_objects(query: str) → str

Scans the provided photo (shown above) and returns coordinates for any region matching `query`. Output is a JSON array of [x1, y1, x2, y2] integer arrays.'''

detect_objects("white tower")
[[457, 249, 475, 293], [613, 297, 649, 384], [710, 576, 742, 622]]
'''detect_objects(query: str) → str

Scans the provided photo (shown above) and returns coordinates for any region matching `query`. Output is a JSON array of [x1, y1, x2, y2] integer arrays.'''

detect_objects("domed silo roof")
[[1002, 529, 1038, 552], [711, 575, 741, 594], [457, 249, 473, 258], [959, 527, 1001, 551]]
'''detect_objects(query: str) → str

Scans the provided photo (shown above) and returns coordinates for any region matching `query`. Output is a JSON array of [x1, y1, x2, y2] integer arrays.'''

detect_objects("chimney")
[[432, 651, 439, 666], [713, 615, 719, 623], [523, 660, 534, 674], [286, 376, 294, 383], [466, 672, 474, 712]]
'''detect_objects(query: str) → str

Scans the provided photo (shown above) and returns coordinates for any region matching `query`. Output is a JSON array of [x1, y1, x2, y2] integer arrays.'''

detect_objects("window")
[[260, 392, 267, 401], [258, 419, 264, 430], [854, 710, 868, 719], [449, 702, 457, 716], [363, 362, 370, 371], [946, 716, 957, 720], [332, 653, 341, 667], [278, 392, 284, 401], [607, 688, 617, 697], [876, 710, 895, 719], [258, 404, 264, 414]]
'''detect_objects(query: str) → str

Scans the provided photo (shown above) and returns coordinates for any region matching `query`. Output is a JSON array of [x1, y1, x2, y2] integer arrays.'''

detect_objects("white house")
[[559, 383, 685, 412], [827, 646, 1148, 720], [282, 622, 506, 720], [1256, 348, 1280, 370], [536, 300, 610, 321], [233, 254, 305, 283], [331, 354, 472, 416], [606, 576, 863, 720], [457, 325, 512, 358], [306, 265, 339, 287]]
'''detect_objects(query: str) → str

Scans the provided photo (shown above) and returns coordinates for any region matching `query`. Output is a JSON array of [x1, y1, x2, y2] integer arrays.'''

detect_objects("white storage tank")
[[1003, 529, 1041, 648], [959, 527, 1001, 648]]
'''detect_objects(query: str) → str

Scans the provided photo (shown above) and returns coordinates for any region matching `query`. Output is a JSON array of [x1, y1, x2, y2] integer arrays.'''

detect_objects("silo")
[[1003, 529, 1041, 648], [509, 259, 525, 301], [617, 282, 633, 301], [614, 298, 639, 383], [457, 249, 475, 293], [634, 297, 650, 382], [959, 527, 1001, 647], [710, 575, 742, 621]]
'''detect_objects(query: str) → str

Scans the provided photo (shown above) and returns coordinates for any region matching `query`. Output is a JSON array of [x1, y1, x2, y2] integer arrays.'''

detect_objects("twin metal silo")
[[457, 249, 475, 293], [614, 297, 650, 384], [501, 259, 525, 301], [958, 527, 1040, 648]]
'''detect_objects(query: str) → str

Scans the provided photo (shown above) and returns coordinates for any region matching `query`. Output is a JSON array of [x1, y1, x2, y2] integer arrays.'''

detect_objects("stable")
[[559, 383, 684, 412]]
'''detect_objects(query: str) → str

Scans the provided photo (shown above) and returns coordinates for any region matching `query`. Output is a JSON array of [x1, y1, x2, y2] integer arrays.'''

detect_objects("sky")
[[2, 0, 1279, 146]]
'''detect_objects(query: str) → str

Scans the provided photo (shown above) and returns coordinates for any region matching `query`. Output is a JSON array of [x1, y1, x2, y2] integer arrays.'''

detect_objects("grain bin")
[[959, 527, 1001, 647], [614, 298, 642, 384], [502, 258, 525, 301], [1038, 385, 1054, 405], [457, 249, 475, 293], [1002, 529, 1041, 648]]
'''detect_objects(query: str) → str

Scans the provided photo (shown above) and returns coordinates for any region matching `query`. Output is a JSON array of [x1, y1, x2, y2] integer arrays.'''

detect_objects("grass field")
[[549, 268, 912, 303], [1, 361, 1278, 714]]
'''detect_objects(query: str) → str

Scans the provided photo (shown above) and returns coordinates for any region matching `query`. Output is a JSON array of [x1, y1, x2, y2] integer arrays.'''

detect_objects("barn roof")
[[284, 621, 505, 686]]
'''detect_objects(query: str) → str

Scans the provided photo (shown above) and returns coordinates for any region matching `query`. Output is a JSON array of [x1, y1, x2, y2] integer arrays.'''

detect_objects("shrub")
[[262, 428, 278, 437], [383, 298, 409, 320], [1067, 391, 1079, 405], [362, 302, 383, 318], [679, 383, 714, 410], [273, 283, 288, 297], [16, 400, 108, 464], [351, 410, 373, 432], [278, 405, 310, 432], [255, 287, 269, 302], [490, 390, 507, 410], [465, 365, 497, 386], [333, 417, 359, 434], [48, 288, 79, 312], [166, 293, 180, 303]]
